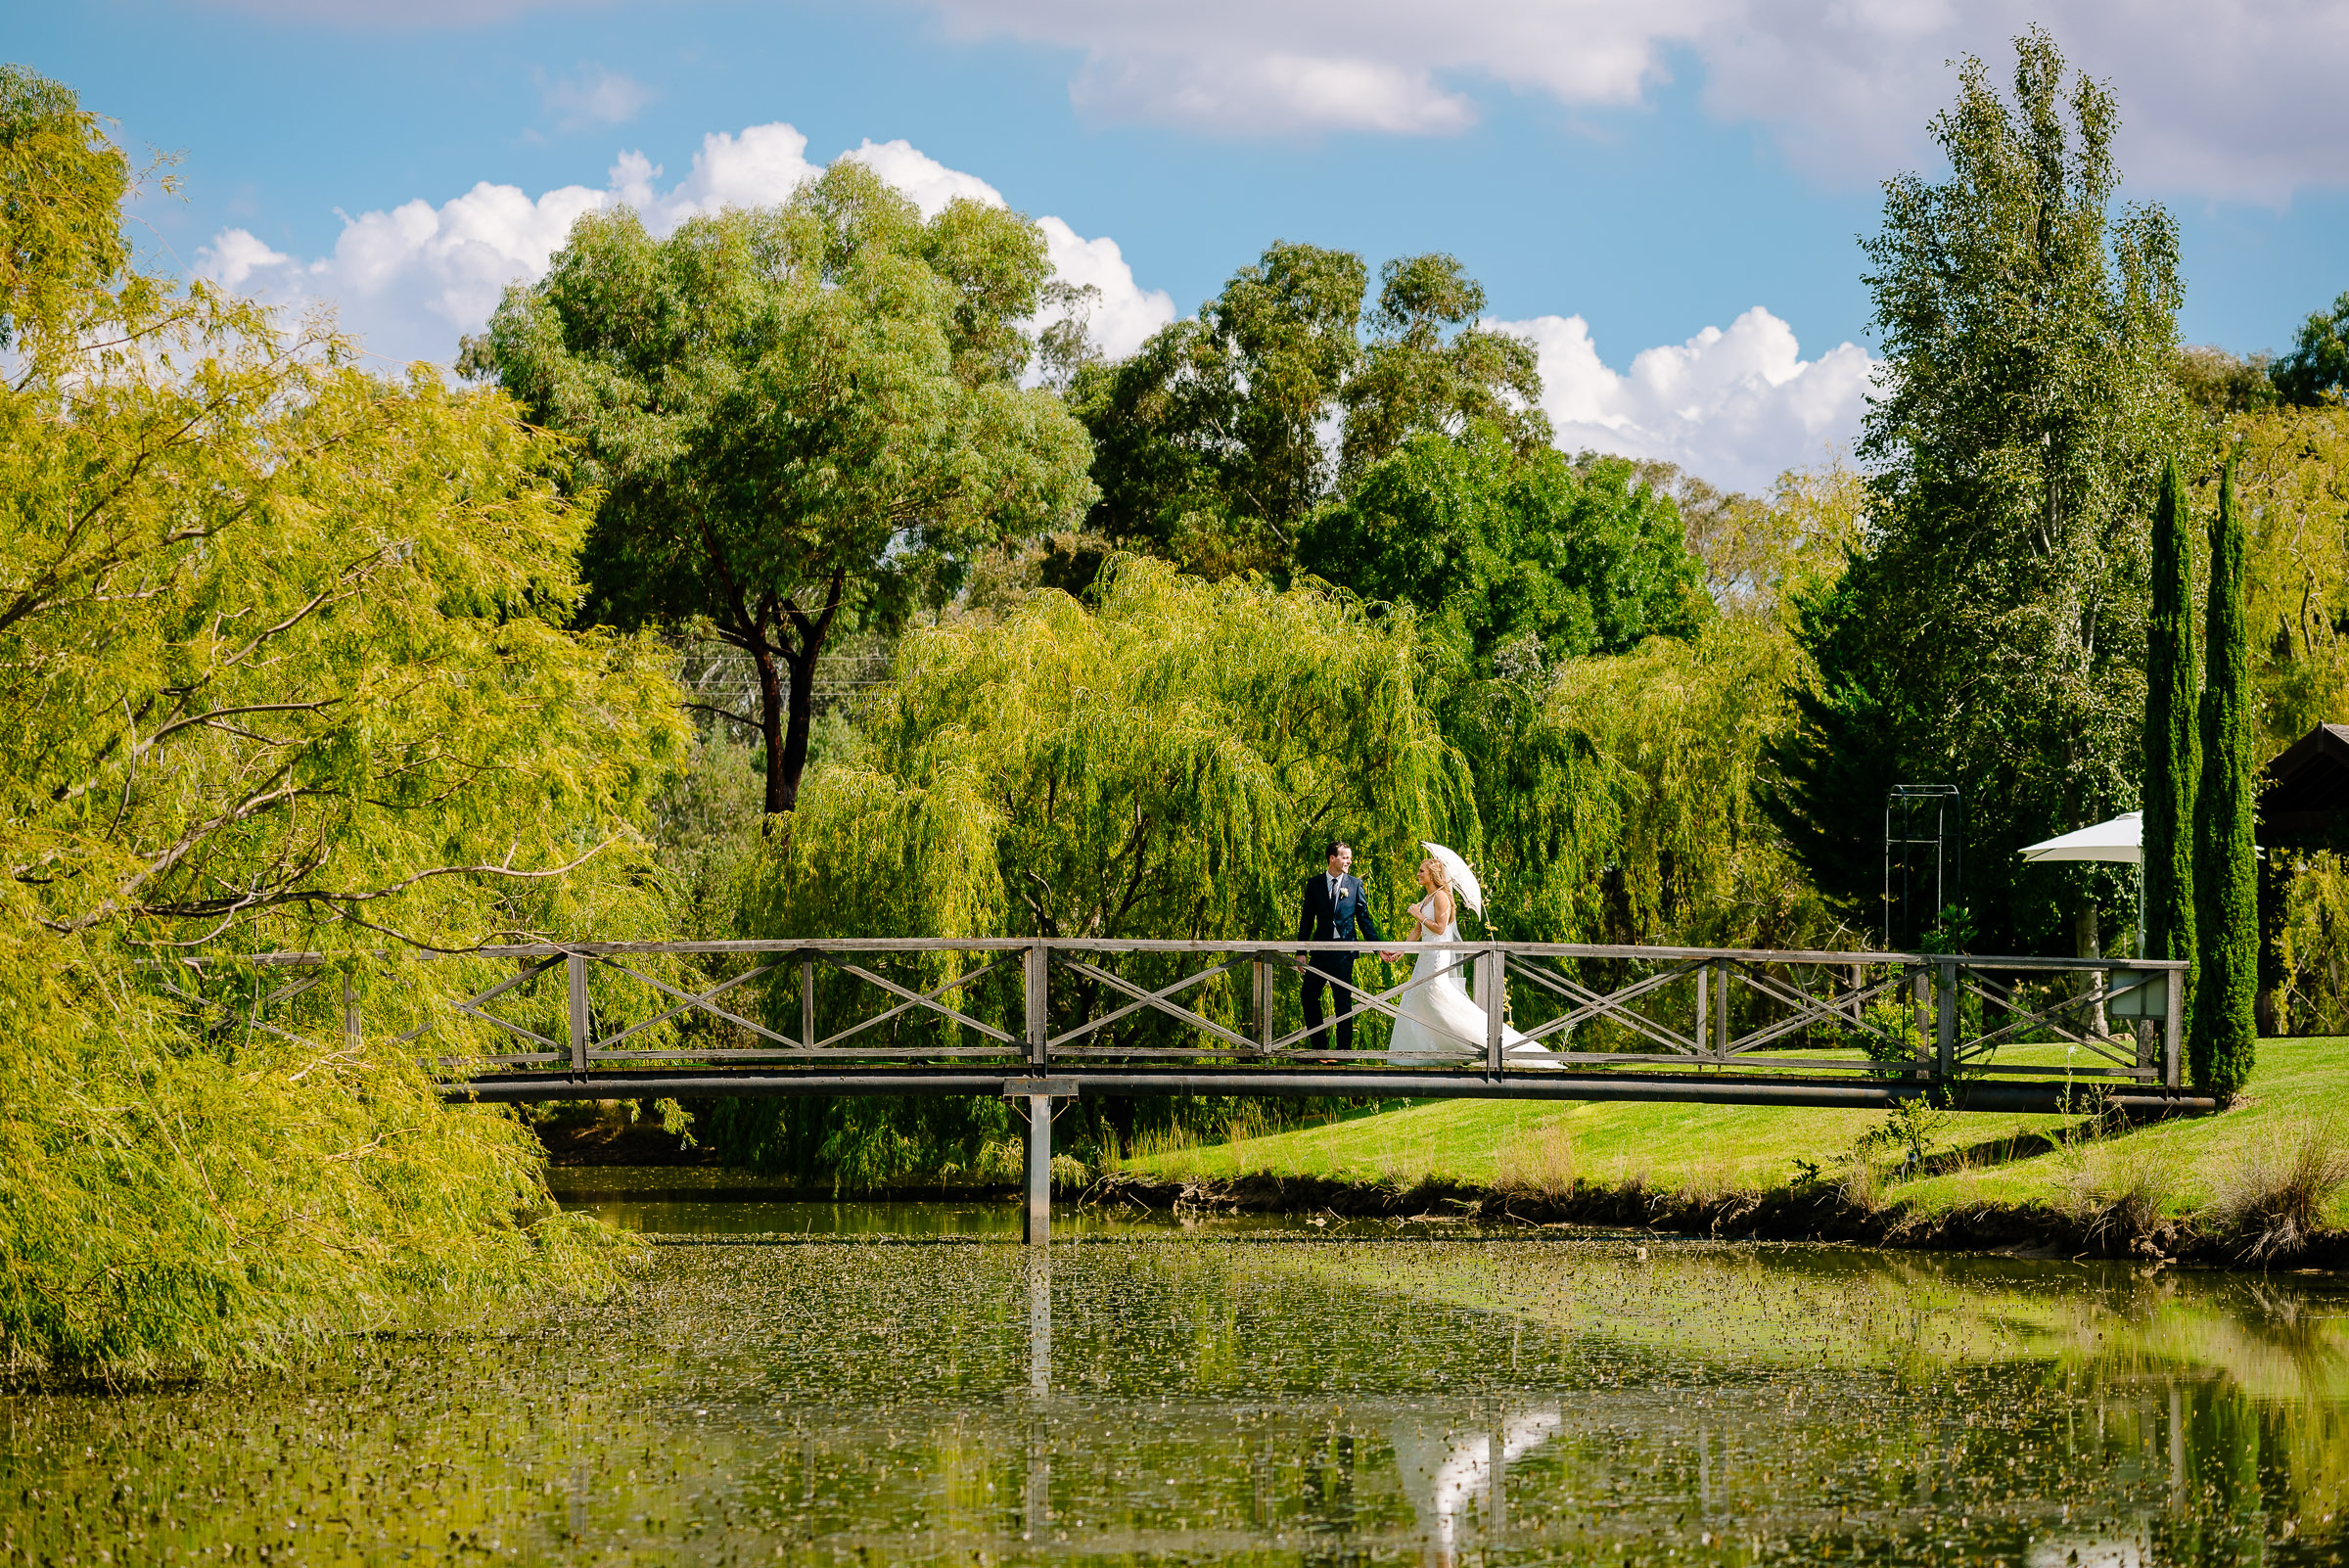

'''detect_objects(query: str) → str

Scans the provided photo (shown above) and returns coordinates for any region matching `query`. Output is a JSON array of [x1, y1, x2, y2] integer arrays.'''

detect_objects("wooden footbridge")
[[184, 938, 2201, 1241]]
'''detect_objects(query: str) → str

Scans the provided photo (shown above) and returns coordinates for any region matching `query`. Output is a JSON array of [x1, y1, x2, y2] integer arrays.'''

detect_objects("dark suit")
[[1297, 871, 1383, 1051]]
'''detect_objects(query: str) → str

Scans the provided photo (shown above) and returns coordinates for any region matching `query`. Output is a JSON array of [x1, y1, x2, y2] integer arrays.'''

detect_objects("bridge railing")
[[162, 939, 2188, 1093]]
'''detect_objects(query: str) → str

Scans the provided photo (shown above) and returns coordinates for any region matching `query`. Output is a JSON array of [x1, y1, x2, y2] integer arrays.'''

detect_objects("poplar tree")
[[2142, 458, 2197, 983], [2190, 460, 2259, 1096], [1766, 29, 2187, 949]]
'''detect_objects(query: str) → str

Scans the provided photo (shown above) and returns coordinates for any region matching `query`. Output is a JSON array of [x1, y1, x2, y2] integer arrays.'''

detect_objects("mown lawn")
[[1125, 1036, 2349, 1220]]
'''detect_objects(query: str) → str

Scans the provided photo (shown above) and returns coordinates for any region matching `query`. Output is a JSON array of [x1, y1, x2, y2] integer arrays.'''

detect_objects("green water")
[[8, 1185, 2349, 1565]]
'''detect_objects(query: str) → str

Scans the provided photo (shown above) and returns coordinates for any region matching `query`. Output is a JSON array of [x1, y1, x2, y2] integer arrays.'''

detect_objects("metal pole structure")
[[1483, 947, 1505, 1075], [566, 952, 590, 1074], [1714, 960, 1730, 1057], [1255, 957, 1272, 1053]]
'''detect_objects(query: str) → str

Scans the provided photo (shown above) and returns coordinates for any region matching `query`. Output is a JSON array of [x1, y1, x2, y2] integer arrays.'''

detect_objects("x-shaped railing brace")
[[1510, 958, 1704, 1054]]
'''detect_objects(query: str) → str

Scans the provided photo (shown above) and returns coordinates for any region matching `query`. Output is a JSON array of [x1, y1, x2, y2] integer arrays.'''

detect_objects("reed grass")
[[1494, 1120, 1579, 1202], [2208, 1117, 2349, 1262]]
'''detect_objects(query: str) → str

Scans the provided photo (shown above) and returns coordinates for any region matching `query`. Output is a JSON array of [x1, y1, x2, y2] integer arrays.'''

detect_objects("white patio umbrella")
[[2018, 811, 2142, 865], [2019, 810, 2143, 952]]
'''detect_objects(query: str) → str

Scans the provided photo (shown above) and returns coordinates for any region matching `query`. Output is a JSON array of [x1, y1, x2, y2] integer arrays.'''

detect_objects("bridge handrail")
[[167, 936, 2188, 1095]]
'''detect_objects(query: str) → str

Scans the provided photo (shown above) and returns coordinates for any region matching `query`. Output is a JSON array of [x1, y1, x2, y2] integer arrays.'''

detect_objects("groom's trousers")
[[1301, 958, 1359, 1052]]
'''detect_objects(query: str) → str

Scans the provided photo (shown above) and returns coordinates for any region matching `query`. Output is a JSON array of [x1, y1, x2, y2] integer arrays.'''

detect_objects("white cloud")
[[1494, 307, 1875, 493], [1034, 218, 1174, 362], [542, 66, 654, 133], [912, 0, 2349, 199], [842, 138, 1007, 215], [195, 123, 1173, 368]]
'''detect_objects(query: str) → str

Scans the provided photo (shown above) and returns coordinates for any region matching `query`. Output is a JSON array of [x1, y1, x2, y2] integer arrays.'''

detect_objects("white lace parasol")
[[1419, 842, 1484, 916]]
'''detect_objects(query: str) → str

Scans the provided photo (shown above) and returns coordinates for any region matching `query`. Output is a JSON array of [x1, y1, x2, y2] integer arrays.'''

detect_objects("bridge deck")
[[172, 937, 2200, 1241]]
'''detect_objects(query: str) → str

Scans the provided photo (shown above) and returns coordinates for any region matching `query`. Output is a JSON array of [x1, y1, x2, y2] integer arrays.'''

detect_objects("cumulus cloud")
[[1493, 307, 1875, 493], [195, 123, 1173, 367], [913, 0, 2349, 199], [542, 66, 654, 133]]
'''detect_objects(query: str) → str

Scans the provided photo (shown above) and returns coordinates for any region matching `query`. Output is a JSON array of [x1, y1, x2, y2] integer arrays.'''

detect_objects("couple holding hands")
[[1294, 840, 1556, 1065]]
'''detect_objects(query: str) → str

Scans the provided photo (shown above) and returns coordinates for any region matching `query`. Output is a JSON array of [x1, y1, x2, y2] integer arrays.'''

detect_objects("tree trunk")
[[752, 640, 790, 817], [2074, 896, 2109, 1038], [760, 568, 848, 817], [775, 645, 818, 814]]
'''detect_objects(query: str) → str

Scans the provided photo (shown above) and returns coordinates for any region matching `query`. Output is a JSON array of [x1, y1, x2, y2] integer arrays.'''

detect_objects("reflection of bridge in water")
[[187, 937, 2204, 1241]]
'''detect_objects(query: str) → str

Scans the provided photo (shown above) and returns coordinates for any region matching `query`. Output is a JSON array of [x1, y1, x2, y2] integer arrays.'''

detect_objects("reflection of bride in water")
[[1390, 1409, 1562, 1564], [1385, 844, 1562, 1067]]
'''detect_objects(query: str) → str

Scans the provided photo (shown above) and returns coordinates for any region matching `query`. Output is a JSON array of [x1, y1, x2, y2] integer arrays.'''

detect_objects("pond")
[[7, 1178, 2348, 1565]]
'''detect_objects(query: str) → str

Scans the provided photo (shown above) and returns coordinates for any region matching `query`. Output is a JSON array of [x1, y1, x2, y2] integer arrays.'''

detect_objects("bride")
[[1384, 844, 1560, 1066]]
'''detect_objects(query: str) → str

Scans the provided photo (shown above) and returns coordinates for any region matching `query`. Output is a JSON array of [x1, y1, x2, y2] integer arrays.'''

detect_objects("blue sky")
[[21, 0, 2349, 491]]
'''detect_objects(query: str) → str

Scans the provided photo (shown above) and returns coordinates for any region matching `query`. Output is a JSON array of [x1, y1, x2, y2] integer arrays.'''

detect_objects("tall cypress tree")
[[2189, 459, 2259, 1098], [2142, 458, 2197, 980]]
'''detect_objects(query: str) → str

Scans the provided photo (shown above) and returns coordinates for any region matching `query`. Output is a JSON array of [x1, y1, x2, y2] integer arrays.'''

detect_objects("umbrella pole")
[[2136, 863, 2145, 958]]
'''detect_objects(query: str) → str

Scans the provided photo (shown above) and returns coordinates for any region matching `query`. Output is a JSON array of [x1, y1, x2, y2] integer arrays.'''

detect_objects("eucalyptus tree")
[[1068, 244, 1547, 577], [2275, 291, 2349, 407], [1067, 241, 1364, 576], [1769, 27, 2188, 951], [1338, 253, 1549, 480], [472, 163, 1097, 815]]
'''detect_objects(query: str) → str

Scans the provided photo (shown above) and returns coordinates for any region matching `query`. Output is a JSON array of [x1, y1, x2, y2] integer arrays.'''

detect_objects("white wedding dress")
[[1388, 899, 1561, 1067]]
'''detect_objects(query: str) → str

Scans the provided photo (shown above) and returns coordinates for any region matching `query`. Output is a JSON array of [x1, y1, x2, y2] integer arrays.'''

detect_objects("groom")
[[1296, 840, 1382, 1052]]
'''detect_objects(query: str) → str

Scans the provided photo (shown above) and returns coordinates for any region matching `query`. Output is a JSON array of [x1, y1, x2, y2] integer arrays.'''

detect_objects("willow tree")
[[472, 162, 1096, 815], [1770, 28, 2187, 950], [2, 69, 683, 1377], [1460, 618, 1837, 951], [2191, 461, 2259, 1097], [712, 559, 1474, 1181]]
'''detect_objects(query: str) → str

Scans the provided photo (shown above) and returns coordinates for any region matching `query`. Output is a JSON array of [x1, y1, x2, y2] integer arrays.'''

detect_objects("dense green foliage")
[[470, 165, 1095, 813], [1770, 28, 2187, 953], [707, 560, 1472, 1179], [1, 71, 679, 1379], [2143, 459, 2199, 973], [1297, 433, 1710, 674], [1459, 617, 1839, 949], [2191, 465, 2259, 1097], [1066, 246, 1546, 579], [2276, 292, 2349, 407]]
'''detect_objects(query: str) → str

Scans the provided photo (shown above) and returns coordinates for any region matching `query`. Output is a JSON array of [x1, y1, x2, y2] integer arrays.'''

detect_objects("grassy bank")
[[1110, 1037, 2349, 1253]]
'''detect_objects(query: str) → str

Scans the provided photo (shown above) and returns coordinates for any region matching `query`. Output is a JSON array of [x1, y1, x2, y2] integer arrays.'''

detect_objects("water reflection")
[[1391, 1407, 1560, 1563], [6, 1230, 2349, 1564]]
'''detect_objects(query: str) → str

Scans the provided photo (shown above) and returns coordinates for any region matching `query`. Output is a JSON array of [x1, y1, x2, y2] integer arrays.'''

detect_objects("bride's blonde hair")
[[1420, 857, 1452, 895]]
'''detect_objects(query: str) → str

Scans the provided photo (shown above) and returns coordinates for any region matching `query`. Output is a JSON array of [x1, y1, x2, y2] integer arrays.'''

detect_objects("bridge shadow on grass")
[[1918, 1119, 2098, 1178]]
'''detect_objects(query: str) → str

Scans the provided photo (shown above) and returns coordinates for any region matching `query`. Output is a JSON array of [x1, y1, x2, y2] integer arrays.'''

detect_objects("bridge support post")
[[1934, 958, 1958, 1084], [1024, 1093, 1052, 1245]]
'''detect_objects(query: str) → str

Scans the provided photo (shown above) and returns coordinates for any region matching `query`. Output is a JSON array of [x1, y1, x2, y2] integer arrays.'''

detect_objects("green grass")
[[1126, 1037, 2349, 1220]]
